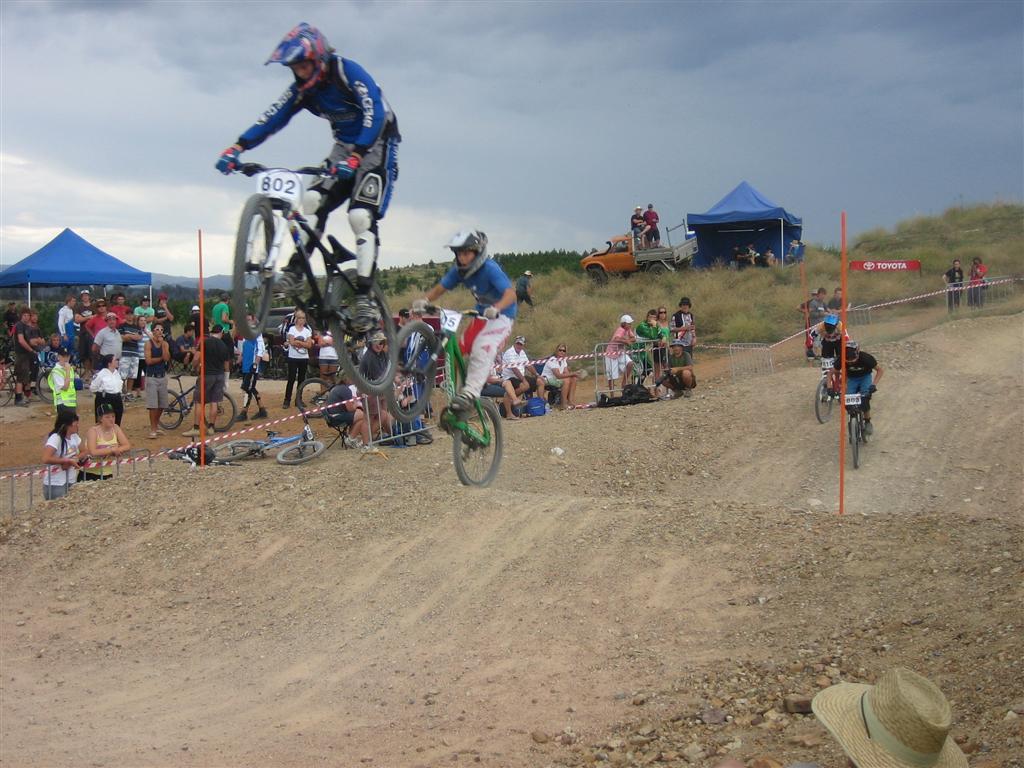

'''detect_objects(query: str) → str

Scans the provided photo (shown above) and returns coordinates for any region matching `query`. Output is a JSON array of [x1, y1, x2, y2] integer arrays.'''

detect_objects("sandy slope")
[[1, 314, 1021, 767]]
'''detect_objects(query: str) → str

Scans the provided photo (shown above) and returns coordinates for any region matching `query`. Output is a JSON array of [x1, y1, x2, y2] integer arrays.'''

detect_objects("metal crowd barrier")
[[729, 343, 775, 381]]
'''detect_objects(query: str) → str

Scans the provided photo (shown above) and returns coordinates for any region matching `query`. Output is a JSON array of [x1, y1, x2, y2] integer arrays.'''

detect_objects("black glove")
[[868, 384, 877, 394]]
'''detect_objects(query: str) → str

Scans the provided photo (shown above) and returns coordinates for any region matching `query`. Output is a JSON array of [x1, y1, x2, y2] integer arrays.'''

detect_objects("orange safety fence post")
[[198, 229, 206, 467], [838, 212, 847, 515]]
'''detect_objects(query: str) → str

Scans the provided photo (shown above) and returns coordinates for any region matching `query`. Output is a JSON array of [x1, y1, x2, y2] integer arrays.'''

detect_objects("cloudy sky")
[[2, 0, 1021, 277]]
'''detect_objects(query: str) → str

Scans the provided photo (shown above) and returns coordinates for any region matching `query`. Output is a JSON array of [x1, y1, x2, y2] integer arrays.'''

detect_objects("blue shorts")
[[846, 374, 873, 397]]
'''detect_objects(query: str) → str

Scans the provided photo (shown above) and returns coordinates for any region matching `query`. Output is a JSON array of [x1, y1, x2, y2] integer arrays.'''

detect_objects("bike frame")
[[438, 318, 494, 448]]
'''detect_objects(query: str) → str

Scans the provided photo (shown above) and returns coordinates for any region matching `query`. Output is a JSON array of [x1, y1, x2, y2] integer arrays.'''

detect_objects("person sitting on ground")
[[843, 341, 883, 435], [48, 347, 79, 418], [654, 342, 696, 399], [83, 402, 132, 480], [812, 667, 967, 768], [604, 314, 636, 395], [324, 379, 371, 447], [543, 344, 581, 409], [501, 335, 546, 405], [42, 410, 84, 500], [357, 329, 395, 440], [174, 323, 197, 369], [90, 353, 125, 425], [143, 323, 171, 439]]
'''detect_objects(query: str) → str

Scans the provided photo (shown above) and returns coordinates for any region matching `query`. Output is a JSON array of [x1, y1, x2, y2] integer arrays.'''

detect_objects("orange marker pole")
[[838, 212, 847, 515], [198, 230, 206, 467]]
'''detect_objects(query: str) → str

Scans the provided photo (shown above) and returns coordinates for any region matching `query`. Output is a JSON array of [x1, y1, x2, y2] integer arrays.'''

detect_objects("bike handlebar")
[[238, 163, 327, 178]]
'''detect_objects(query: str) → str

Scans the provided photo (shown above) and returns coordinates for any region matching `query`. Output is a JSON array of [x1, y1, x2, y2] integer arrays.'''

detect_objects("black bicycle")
[[229, 163, 397, 396], [158, 374, 237, 432], [845, 392, 870, 468]]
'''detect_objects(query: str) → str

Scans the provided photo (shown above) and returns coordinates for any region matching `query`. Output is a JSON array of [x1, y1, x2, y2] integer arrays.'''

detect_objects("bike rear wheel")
[[233, 194, 277, 341], [276, 440, 326, 465], [385, 320, 439, 421], [0, 367, 14, 406], [814, 379, 833, 424], [212, 393, 238, 432], [159, 394, 187, 430], [327, 269, 398, 396], [452, 398, 503, 487], [296, 377, 331, 417], [219, 440, 266, 460]]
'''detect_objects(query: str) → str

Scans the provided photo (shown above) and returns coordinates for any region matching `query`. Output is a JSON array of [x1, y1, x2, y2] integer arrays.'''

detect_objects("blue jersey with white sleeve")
[[237, 56, 395, 153], [440, 260, 517, 320]]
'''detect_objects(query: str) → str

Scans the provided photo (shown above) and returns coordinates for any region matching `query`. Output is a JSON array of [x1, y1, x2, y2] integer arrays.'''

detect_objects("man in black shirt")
[[943, 259, 965, 313], [843, 341, 883, 434], [182, 325, 234, 437]]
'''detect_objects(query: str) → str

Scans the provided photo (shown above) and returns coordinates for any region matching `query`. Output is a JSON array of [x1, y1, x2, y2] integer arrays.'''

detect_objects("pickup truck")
[[580, 234, 697, 281]]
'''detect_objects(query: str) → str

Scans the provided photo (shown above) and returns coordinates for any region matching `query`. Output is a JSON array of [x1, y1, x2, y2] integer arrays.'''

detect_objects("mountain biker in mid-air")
[[843, 341, 883, 435], [809, 313, 849, 393], [215, 22, 400, 331], [415, 231, 517, 414]]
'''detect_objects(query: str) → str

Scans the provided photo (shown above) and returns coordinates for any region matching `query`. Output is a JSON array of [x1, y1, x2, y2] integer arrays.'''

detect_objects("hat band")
[[862, 692, 941, 768]]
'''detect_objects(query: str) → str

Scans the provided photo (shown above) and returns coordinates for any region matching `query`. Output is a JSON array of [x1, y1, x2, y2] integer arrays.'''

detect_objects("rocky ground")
[[1, 313, 1021, 767]]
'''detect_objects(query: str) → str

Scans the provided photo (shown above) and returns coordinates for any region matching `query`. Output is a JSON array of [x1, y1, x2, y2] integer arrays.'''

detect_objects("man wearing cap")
[[630, 206, 645, 247], [604, 314, 636, 394], [642, 203, 660, 248], [813, 667, 967, 768], [515, 271, 534, 307], [91, 312, 124, 361], [500, 335, 545, 406], [156, 293, 175, 326], [358, 330, 394, 439]]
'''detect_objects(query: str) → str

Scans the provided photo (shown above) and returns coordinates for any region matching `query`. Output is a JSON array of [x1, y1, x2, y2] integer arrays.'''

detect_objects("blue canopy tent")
[[0, 228, 152, 304], [687, 181, 803, 268]]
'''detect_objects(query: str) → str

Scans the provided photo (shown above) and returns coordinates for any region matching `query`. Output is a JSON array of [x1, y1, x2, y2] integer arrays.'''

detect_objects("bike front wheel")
[[814, 379, 833, 424], [327, 269, 398, 397], [452, 398, 503, 487], [0, 367, 15, 406], [276, 440, 326, 465], [159, 394, 187, 430], [296, 377, 331, 417], [385, 320, 439, 422], [233, 194, 277, 341]]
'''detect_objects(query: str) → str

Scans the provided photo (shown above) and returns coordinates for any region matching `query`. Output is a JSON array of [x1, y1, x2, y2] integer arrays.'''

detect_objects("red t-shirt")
[[643, 210, 659, 227], [85, 314, 107, 337], [110, 304, 131, 323]]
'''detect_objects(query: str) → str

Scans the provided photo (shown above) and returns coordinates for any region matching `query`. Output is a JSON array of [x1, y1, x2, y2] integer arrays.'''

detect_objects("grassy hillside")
[[381, 203, 1023, 360]]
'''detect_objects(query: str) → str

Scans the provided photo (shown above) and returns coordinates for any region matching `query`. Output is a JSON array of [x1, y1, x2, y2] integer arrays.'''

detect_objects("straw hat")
[[812, 668, 967, 768]]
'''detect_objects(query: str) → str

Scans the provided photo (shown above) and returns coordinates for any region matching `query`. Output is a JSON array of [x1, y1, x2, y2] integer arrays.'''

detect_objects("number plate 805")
[[845, 393, 862, 406]]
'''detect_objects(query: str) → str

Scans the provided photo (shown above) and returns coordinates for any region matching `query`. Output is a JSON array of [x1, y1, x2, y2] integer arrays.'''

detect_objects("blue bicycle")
[[218, 414, 326, 465]]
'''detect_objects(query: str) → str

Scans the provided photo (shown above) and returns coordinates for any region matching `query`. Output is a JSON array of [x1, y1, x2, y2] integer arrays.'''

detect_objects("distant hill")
[[151, 273, 235, 292]]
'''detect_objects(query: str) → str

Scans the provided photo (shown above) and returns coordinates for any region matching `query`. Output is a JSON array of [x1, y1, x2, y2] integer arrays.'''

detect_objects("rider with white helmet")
[[416, 231, 516, 413], [216, 23, 400, 331]]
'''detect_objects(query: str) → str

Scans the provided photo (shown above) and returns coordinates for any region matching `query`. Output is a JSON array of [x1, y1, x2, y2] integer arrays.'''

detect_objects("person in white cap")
[[515, 270, 534, 308], [604, 314, 636, 395], [813, 667, 967, 768]]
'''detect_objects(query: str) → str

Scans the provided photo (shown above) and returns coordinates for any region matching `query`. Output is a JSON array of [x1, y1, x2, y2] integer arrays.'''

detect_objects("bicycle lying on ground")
[[158, 374, 237, 432], [845, 392, 870, 468], [218, 412, 326, 465], [388, 307, 502, 487], [814, 357, 841, 424], [229, 162, 397, 396]]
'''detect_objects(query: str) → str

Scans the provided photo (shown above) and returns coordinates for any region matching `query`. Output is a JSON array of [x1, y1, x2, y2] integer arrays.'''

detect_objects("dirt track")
[[1, 314, 1022, 767]]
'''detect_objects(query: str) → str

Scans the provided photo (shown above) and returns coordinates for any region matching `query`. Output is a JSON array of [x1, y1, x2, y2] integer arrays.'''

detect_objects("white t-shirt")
[[318, 333, 338, 361], [500, 347, 530, 382], [89, 367, 124, 395], [43, 433, 81, 488], [287, 326, 313, 360], [57, 305, 75, 337], [544, 355, 567, 384]]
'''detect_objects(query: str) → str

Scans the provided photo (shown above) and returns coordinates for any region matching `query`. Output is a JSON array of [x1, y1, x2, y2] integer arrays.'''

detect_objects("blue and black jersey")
[[237, 56, 397, 153]]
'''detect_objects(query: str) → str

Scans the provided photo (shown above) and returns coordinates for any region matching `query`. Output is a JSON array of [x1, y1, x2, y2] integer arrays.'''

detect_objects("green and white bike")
[[388, 308, 503, 487]]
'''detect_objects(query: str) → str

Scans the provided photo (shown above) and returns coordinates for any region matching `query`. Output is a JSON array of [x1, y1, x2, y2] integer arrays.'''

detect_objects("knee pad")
[[348, 207, 374, 236]]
